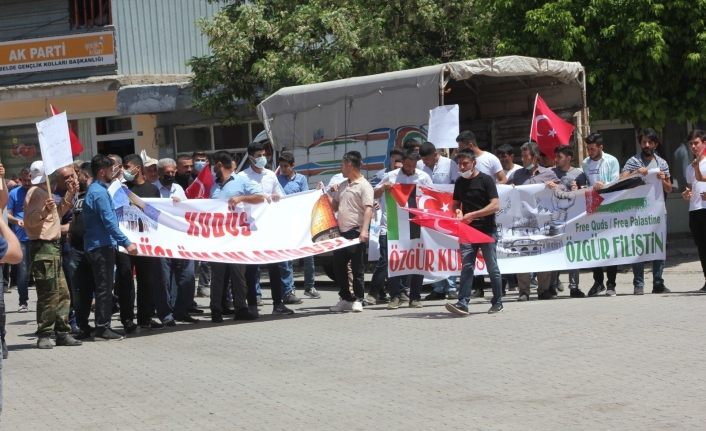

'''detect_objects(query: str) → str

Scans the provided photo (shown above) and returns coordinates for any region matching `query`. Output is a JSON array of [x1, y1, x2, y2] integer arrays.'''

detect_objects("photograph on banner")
[[387, 172, 667, 278], [111, 187, 358, 264]]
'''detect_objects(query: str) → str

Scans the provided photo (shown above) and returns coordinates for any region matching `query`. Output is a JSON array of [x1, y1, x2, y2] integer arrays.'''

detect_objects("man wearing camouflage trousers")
[[23, 161, 82, 349]]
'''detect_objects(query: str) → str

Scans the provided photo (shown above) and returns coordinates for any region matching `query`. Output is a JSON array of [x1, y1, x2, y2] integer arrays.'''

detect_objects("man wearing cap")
[[23, 161, 82, 349], [141, 150, 159, 184]]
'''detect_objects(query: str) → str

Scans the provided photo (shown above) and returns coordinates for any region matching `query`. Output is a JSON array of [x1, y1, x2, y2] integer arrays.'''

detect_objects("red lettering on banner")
[[185, 212, 199, 236], [239, 212, 251, 236], [437, 250, 448, 271], [212, 213, 225, 237], [184, 211, 251, 238], [198, 212, 212, 237], [424, 249, 434, 272]]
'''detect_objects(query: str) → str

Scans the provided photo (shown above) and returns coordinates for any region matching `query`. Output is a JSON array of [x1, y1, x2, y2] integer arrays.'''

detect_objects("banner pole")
[[529, 92, 539, 142]]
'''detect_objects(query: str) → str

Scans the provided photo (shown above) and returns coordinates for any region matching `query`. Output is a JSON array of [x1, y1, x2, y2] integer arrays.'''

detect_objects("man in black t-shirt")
[[123, 154, 175, 329], [446, 150, 503, 316]]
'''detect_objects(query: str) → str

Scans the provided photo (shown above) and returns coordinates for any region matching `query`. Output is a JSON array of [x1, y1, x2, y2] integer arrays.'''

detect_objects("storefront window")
[[96, 116, 132, 135], [213, 124, 249, 150], [175, 127, 211, 153], [0, 124, 41, 178]]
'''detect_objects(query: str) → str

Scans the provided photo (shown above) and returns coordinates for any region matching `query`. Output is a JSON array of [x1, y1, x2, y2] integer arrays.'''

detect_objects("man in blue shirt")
[[276, 151, 321, 303], [7, 168, 32, 312], [209, 151, 270, 321], [83, 154, 137, 340]]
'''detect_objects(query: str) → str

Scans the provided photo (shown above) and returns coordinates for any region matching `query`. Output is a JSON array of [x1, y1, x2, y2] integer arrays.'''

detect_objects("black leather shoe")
[[211, 313, 223, 323], [424, 291, 446, 301], [538, 290, 555, 300], [222, 307, 236, 316], [570, 288, 586, 298], [123, 321, 138, 334], [175, 315, 200, 324], [234, 308, 257, 321], [587, 282, 606, 297], [652, 284, 671, 294]]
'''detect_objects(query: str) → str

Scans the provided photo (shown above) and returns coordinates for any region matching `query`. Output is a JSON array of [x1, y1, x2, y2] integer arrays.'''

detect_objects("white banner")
[[114, 188, 357, 264], [387, 172, 667, 277], [426, 104, 460, 149]]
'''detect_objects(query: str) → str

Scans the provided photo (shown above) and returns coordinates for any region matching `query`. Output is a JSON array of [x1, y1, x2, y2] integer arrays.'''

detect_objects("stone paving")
[[1, 247, 706, 430]]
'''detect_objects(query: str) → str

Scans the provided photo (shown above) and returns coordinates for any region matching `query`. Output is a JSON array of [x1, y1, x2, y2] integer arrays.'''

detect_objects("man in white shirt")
[[239, 141, 293, 316], [418, 141, 459, 184], [378, 150, 433, 309], [683, 129, 706, 292], [456, 130, 507, 184]]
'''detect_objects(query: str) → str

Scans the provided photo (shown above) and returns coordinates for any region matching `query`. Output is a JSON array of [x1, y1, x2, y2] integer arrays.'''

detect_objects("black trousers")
[[86, 246, 116, 329], [333, 229, 366, 301], [131, 255, 165, 325], [592, 266, 617, 285], [115, 251, 134, 324], [690, 209, 706, 280], [210, 262, 248, 313], [246, 264, 284, 307]]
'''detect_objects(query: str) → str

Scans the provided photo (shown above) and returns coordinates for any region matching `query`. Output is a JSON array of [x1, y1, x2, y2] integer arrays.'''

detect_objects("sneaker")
[[471, 289, 484, 298], [234, 308, 258, 321], [363, 294, 377, 306], [304, 287, 321, 299], [351, 301, 363, 312], [446, 291, 459, 300], [37, 336, 54, 349], [652, 284, 671, 294], [18, 304, 28, 313], [556, 282, 565, 292], [163, 318, 177, 327], [409, 299, 423, 308], [399, 291, 411, 303], [488, 303, 504, 314], [633, 287, 644, 295], [445, 302, 469, 316], [95, 328, 125, 341], [424, 291, 446, 301], [587, 283, 606, 297], [517, 293, 530, 302], [283, 293, 303, 305], [273, 304, 295, 315], [569, 288, 586, 298], [75, 326, 95, 340], [55, 333, 82, 347], [196, 287, 211, 298], [330, 299, 355, 312], [387, 296, 401, 310], [606, 289, 617, 297], [377, 294, 391, 303]]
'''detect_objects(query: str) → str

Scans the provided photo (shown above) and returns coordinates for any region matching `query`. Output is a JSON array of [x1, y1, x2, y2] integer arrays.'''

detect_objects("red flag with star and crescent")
[[529, 94, 575, 157], [185, 163, 215, 199]]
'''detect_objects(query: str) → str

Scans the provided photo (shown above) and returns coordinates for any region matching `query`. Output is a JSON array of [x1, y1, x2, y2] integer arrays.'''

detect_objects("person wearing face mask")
[[209, 151, 270, 321], [373, 150, 432, 310], [446, 150, 503, 316], [508, 141, 560, 301], [122, 154, 174, 329], [7, 167, 32, 312], [83, 155, 138, 340], [683, 130, 706, 292], [191, 151, 213, 299], [238, 142, 292, 314], [155, 158, 201, 324], [620, 128, 672, 295]]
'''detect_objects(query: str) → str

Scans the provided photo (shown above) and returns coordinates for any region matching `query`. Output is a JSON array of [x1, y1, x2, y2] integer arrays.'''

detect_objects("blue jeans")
[[16, 241, 30, 306], [302, 256, 315, 289], [632, 260, 665, 288], [432, 277, 458, 294], [458, 241, 502, 307], [161, 258, 196, 318], [280, 261, 294, 297]]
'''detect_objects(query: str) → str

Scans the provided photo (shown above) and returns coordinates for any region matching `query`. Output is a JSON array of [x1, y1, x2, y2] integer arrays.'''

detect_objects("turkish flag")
[[185, 163, 215, 199], [50, 104, 84, 156], [530, 94, 575, 157], [406, 207, 495, 244], [417, 186, 455, 215], [184, 163, 213, 199]]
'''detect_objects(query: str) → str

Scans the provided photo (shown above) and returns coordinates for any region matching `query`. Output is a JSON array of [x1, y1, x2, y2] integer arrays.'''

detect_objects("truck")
[[257, 55, 588, 187]]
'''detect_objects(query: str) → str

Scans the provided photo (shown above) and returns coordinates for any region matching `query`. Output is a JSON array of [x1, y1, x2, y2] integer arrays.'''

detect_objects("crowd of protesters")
[[0, 128, 705, 362]]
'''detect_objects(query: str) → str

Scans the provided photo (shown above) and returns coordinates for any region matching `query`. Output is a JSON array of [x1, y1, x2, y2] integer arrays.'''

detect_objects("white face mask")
[[460, 169, 473, 179], [252, 156, 267, 169]]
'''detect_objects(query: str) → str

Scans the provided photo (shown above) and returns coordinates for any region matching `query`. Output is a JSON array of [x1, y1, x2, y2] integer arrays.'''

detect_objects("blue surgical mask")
[[194, 160, 206, 173], [252, 156, 267, 169], [122, 170, 136, 182]]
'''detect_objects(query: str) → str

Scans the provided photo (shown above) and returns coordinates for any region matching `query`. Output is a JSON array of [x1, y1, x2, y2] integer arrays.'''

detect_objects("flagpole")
[[529, 93, 539, 142]]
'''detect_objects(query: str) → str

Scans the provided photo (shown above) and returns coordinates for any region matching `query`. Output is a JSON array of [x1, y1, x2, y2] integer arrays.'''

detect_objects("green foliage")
[[477, 0, 706, 127], [188, 0, 485, 120]]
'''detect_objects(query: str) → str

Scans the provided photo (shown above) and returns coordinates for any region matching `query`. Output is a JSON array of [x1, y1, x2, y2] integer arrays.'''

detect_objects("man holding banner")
[[446, 150, 503, 316], [24, 161, 82, 348]]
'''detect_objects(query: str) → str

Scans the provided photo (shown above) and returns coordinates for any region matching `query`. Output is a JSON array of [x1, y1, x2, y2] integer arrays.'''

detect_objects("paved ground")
[[2, 241, 706, 430]]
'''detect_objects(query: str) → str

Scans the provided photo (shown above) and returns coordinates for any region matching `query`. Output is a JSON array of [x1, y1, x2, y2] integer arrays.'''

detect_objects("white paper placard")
[[426, 105, 459, 149], [36, 112, 73, 175]]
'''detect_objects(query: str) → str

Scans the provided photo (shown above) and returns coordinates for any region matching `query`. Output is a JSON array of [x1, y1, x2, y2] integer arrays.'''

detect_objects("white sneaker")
[[606, 289, 617, 297], [329, 299, 354, 312], [351, 301, 363, 312], [18, 304, 28, 313]]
